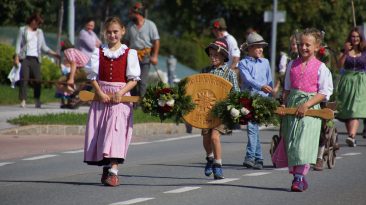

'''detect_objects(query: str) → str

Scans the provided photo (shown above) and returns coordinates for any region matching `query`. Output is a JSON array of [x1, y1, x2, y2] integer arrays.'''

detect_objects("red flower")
[[60, 41, 65, 47], [213, 21, 220, 29], [156, 88, 173, 96], [238, 98, 254, 125], [318, 47, 326, 56], [159, 105, 173, 113]]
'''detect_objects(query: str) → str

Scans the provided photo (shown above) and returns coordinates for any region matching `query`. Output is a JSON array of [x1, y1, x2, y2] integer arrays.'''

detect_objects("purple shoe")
[[291, 176, 308, 192]]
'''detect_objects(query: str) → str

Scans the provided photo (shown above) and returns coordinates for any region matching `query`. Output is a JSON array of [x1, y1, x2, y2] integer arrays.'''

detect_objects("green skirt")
[[336, 70, 366, 119], [281, 90, 321, 166]]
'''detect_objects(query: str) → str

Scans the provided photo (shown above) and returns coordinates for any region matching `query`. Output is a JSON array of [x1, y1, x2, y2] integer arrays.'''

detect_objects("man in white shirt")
[[210, 18, 240, 70]]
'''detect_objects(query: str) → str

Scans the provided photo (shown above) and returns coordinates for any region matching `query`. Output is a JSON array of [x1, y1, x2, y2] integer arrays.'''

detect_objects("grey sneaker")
[[243, 159, 255, 168], [345, 137, 356, 147], [253, 161, 263, 170]]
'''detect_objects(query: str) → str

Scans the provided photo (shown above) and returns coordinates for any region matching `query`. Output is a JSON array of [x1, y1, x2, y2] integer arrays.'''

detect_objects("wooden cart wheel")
[[327, 127, 337, 169]]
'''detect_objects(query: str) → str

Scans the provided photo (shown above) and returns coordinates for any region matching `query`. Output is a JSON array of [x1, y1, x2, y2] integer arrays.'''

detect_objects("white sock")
[[214, 159, 222, 165], [207, 153, 214, 158], [109, 168, 118, 175]]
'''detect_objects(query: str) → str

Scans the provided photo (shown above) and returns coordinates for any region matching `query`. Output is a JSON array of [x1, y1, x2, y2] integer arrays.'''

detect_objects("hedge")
[[0, 43, 60, 88]]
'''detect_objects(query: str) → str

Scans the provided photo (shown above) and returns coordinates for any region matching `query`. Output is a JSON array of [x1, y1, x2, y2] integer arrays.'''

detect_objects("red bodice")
[[98, 48, 129, 82]]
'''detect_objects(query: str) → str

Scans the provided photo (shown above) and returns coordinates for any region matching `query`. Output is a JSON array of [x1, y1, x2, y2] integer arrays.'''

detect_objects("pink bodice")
[[290, 57, 321, 92]]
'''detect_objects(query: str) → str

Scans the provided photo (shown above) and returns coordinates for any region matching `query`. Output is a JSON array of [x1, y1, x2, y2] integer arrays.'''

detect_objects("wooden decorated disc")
[[183, 73, 233, 129]]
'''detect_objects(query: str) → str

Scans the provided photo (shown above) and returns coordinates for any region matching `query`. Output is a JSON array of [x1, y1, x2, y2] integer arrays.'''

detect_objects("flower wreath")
[[212, 91, 280, 129], [141, 79, 195, 124]]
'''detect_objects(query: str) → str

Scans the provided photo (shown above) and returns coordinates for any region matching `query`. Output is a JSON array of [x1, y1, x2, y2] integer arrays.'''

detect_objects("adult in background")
[[76, 18, 102, 59], [14, 12, 59, 108], [211, 18, 240, 71], [337, 27, 366, 147], [166, 54, 177, 86], [124, 2, 160, 97]]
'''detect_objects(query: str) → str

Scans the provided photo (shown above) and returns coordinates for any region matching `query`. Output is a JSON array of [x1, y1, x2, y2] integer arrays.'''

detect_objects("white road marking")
[[341, 152, 361, 156], [163, 186, 201, 193], [62, 149, 83, 154], [243, 172, 272, 176], [335, 157, 343, 159], [0, 162, 14, 166], [207, 178, 240, 184], [109, 198, 155, 205], [22, 154, 58, 161], [155, 134, 201, 142], [131, 142, 152, 145], [274, 167, 288, 171]]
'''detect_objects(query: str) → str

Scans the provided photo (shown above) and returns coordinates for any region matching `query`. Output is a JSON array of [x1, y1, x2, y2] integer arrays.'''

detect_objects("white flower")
[[230, 108, 240, 118], [158, 99, 166, 107], [227, 105, 233, 111], [166, 99, 175, 107], [240, 107, 250, 115]]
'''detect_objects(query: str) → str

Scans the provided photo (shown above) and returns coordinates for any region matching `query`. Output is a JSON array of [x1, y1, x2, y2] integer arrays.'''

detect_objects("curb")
[[0, 123, 198, 137]]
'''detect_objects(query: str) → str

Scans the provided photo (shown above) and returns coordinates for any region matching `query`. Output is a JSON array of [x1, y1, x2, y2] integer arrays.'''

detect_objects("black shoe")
[[253, 161, 263, 170], [243, 159, 255, 168]]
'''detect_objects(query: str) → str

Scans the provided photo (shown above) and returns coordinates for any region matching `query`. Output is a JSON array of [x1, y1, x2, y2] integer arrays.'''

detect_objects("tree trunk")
[[56, 0, 64, 65]]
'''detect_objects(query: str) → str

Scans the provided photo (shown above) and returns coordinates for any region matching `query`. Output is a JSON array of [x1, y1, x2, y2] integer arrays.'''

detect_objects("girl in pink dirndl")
[[84, 17, 140, 187]]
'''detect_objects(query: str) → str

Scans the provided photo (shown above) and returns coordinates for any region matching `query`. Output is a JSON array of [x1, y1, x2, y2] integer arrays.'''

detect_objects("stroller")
[[270, 102, 339, 169]]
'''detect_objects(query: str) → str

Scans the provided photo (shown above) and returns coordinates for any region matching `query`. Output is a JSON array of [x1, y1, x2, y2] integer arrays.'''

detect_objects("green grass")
[[7, 109, 174, 126], [0, 84, 59, 105]]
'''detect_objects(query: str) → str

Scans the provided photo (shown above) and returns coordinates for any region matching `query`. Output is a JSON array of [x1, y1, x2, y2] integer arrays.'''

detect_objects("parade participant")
[[273, 35, 299, 98], [83, 16, 141, 187], [202, 38, 240, 179], [124, 2, 160, 97], [14, 12, 59, 108], [337, 27, 366, 147], [76, 18, 102, 59], [239, 32, 273, 170], [211, 17, 240, 71], [281, 28, 333, 192], [60, 39, 89, 93]]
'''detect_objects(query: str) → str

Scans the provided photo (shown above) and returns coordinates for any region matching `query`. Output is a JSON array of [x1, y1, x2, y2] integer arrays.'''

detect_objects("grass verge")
[[7, 109, 175, 126]]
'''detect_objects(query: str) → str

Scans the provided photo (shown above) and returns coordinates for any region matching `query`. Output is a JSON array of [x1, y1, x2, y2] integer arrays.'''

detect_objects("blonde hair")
[[103, 16, 125, 31], [301, 28, 322, 45]]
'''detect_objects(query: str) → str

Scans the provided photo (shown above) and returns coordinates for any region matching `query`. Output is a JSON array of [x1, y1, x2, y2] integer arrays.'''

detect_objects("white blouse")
[[84, 44, 141, 81], [284, 60, 333, 101]]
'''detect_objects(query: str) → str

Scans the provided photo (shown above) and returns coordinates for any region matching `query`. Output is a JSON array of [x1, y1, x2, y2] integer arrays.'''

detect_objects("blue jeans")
[[245, 122, 263, 162]]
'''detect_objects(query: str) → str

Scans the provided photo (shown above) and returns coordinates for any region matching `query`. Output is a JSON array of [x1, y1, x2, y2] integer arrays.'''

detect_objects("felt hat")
[[241, 32, 268, 50], [211, 18, 227, 30], [131, 2, 145, 16], [205, 38, 229, 62]]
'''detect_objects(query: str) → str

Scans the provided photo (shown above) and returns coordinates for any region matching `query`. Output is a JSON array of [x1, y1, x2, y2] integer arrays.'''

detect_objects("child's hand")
[[296, 103, 309, 117], [112, 91, 124, 103], [97, 91, 110, 103], [261, 85, 273, 94], [277, 104, 286, 116]]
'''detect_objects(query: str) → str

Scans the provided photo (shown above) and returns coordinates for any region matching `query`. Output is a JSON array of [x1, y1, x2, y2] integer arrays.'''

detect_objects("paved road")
[[0, 121, 365, 205]]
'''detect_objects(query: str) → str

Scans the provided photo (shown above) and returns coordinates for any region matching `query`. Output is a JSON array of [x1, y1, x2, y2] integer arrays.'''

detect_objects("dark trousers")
[[19, 56, 41, 100], [131, 56, 151, 97]]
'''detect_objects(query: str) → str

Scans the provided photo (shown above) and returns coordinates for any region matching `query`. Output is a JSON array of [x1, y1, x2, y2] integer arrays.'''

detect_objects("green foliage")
[[212, 91, 280, 129], [41, 57, 60, 88], [160, 33, 211, 70], [0, 84, 59, 105], [0, 43, 15, 84], [141, 78, 195, 124]]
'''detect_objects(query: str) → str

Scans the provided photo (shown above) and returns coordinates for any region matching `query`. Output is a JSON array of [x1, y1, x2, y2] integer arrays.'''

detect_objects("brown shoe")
[[314, 158, 323, 171], [101, 167, 110, 185], [104, 173, 120, 187]]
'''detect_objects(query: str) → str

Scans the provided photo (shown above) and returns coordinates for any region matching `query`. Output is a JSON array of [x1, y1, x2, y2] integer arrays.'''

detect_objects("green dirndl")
[[336, 70, 366, 119], [281, 90, 321, 166]]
